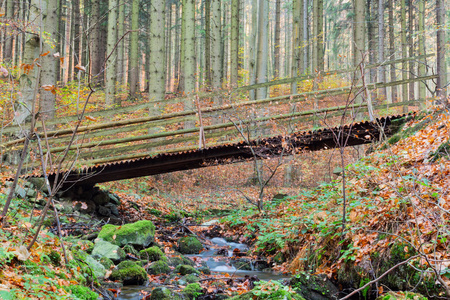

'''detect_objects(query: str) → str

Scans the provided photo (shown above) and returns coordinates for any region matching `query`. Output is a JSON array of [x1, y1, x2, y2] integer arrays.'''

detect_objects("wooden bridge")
[[1, 55, 437, 187]]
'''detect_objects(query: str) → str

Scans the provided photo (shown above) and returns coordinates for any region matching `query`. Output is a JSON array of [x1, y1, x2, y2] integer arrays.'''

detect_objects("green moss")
[[169, 253, 195, 266], [98, 220, 155, 247], [71, 240, 95, 254], [47, 250, 61, 266], [164, 212, 182, 222], [175, 264, 199, 275], [67, 285, 99, 300], [183, 273, 200, 283], [123, 244, 139, 257], [147, 208, 162, 216], [178, 236, 203, 254], [150, 287, 183, 300], [110, 261, 148, 285], [99, 257, 114, 269], [140, 246, 165, 261], [388, 135, 401, 145], [182, 283, 203, 300], [430, 140, 450, 162], [147, 260, 171, 275]]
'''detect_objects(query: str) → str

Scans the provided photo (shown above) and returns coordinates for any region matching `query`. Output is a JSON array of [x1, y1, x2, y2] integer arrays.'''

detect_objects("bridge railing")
[[0, 54, 437, 171]]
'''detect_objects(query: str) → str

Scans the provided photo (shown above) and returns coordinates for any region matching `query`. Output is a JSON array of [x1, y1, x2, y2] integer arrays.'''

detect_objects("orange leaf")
[[41, 51, 50, 57]]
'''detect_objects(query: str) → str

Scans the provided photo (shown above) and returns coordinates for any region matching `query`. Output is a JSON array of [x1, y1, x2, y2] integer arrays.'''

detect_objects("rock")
[[99, 257, 114, 270], [27, 178, 48, 193], [26, 188, 37, 198], [197, 266, 211, 275], [91, 238, 126, 262], [98, 205, 111, 217], [291, 273, 339, 300], [183, 273, 200, 283], [182, 283, 203, 300], [28, 197, 46, 206], [105, 203, 119, 216], [122, 245, 139, 257], [108, 193, 121, 205], [175, 265, 199, 276], [150, 287, 182, 300], [272, 193, 288, 203], [92, 192, 109, 206], [333, 167, 343, 176], [147, 260, 171, 275], [140, 246, 165, 261], [168, 253, 195, 267], [110, 261, 147, 285], [85, 255, 106, 279], [80, 200, 96, 214], [201, 219, 219, 226], [178, 236, 203, 254], [15, 186, 26, 198], [98, 220, 155, 248], [232, 259, 252, 271], [376, 292, 428, 300]]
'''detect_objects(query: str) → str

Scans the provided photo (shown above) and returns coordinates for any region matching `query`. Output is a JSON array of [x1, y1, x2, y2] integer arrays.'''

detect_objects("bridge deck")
[[50, 115, 406, 188]]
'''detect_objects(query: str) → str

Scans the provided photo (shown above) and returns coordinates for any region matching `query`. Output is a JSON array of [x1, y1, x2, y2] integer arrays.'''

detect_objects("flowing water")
[[116, 237, 288, 299]]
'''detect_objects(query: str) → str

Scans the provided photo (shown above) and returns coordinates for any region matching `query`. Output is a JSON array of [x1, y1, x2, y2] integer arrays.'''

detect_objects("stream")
[[116, 237, 288, 299]]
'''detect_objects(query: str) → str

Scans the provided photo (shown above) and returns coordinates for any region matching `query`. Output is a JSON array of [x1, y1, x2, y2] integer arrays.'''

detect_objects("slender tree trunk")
[[255, 0, 268, 100], [388, 0, 396, 103], [105, 0, 118, 105], [400, 0, 408, 107], [273, 0, 281, 80], [436, 0, 447, 100], [367, 0, 377, 84], [40, 0, 59, 121], [129, 0, 139, 99], [3, 0, 14, 64], [353, 0, 365, 110], [149, 0, 166, 102], [222, 1, 228, 86], [184, 0, 196, 95], [211, 0, 222, 90], [303, 0, 309, 74], [90, 0, 102, 85], [205, 0, 211, 86], [312, 0, 324, 74], [174, 2, 181, 92], [408, 0, 415, 101], [230, 0, 239, 87], [378, 0, 386, 99], [166, 3, 173, 91], [178, 0, 186, 94], [249, 0, 257, 100], [291, 0, 300, 94], [417, 0, 426, 102], [116, 1, 125, 86]]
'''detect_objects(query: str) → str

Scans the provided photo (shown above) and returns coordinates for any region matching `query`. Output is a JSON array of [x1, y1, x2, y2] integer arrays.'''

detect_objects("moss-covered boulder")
[[140, 246, 165, 261], [182, 283, 203, 300], [376, 292, 428, 300], [178, 236, 203, 254], [291, 273, 339, 300], [175, 264, 199, 276], [98, 220, 155, 248], [91, 238, 126, 262], [110, 261, 148, 285], [99, 257, 114, 270], [71, 250, 106, 280], [147, 260, 171, 275], [150, 287, 182, 300], [168, 253, 195, 266], [122, 244, 139, 257], [183, 273, 200, 283]]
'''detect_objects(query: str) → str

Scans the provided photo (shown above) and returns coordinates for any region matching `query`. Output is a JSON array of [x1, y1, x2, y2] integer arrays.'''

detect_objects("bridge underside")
[[47, 115, 406, 188]]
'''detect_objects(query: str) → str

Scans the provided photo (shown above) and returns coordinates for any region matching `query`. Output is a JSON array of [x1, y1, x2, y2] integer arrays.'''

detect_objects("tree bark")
[[249, 0, 257, 100], [436, 0, 447, 100], [230, 0, 239, 87], [388, 0, 397, 102], [378, 0, 386, 98], [312, 0, 324, 74], [105, 0, 118, 106], [211, 0, 222, 91], [184, 0, 196, 95], [417, 0, 426, 102], [149, 0, 166, 102], [408, 0, 415, 101], [353, 0, 365, 118], [178, 0, 186, 94], [400, 0, 408, 107], [273, 0, 281, 79], [3, 0, 14, 64], [291, 0, 301, 94], [90, 0, 102, 86], [116, 1, 125, 86], [205, 0, 211, 86], [255, 0, 268, 100], [128, 0, 139, 99]]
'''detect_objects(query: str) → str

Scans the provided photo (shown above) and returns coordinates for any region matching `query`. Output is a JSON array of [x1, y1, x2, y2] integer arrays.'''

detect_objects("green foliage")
[[182, 283, 203, 300], [250, 280, 303, 299], [67, 285, 99, 300], [147, 260, 171, 275], [48, 250, 61, 266], [140, 245, 165, 261]]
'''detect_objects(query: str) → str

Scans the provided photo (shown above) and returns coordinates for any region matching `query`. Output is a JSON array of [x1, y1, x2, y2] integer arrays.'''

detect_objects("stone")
[[27, 178, 48, 193], [15, 186, 26, 198], [80, 200, 96, 214], [99, 257, 114, 270], [168, 253, 195, 267], [110, 261, 147, 286], [183, 273, 200, 283], [108, 193, 121, 205], [150, 287, 182, 300], [182, 283, 203, 300], [139, 246, 165, 262], [85, 255, 106, 279], [98, 205, 111, 217], [92, 192, 109, 206], [175, 265, 199, 276], [91, 238, 126, 262], [291, 273, 339, 300], [105, 203, 119, 216], [197, 266, 211, 275], [26, 188, 37, 198], [178, 236, 203, 254], [98, 220, 155, 248], [122, 245, 139, 257], [147, 260, 171, 275]]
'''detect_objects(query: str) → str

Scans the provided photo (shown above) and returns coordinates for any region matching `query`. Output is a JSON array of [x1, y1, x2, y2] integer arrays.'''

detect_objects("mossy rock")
[[122, 244, 139, 257], [178, 236, 203, 254], [376, 291, 428, 300], [150, 287, 183, 300], [197, 266, 211, 275], [291, 273, 339, 300], [67, 285, 99, 300], [147, 208, 162, 216], [168, 253, 195, 266], [110, 261, 148, 285], [99, 257, 114, 270], [91, 238, 126, 262], [164, 211, 182, 222], [229, 292, 304, 300], [182, 283, 203, 300], [98, 220, 155, 248], [147, 260, 171, 275], [233, 260, 252, 271], [175, 264, 199, 276], [183, 273, 200, 283], [140, 246, 165, 261]]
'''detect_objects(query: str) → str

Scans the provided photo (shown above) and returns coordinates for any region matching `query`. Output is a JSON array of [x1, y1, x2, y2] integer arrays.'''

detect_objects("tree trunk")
[[105, 0, 118, 106], [291, 0, 301, 94], [174, 2, 181, 92], [273, 0, 281, 80], [205, 0, 211, 86], [222, 1, 228, 86], [367, 0, 377, 84], [211, 0, 222, 90], [353, 0, 365, 117], [388, 0, 396, 103], [90, 0, 102, 85], [400, 0, 408, 107], [149, 0, 166, 102], [40, 0, 59, 121], [166, 3, 173, 91], [116, 1, 125, 86], [378, 0, 386, 99], [255, 0, 268, 100], [178, 0, 186, 94], [436, 0, 447, 100], [184, 0, 196, 95], [230, 0, 239, 87], [312, 0, 324, 74], [129, 0, 139, 99], [408, 0, 415, 101], [417, 0, 426, 102], [3, 0, 14, 64], [303, 0, 309, 74], [249, 0, 257, 100]]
